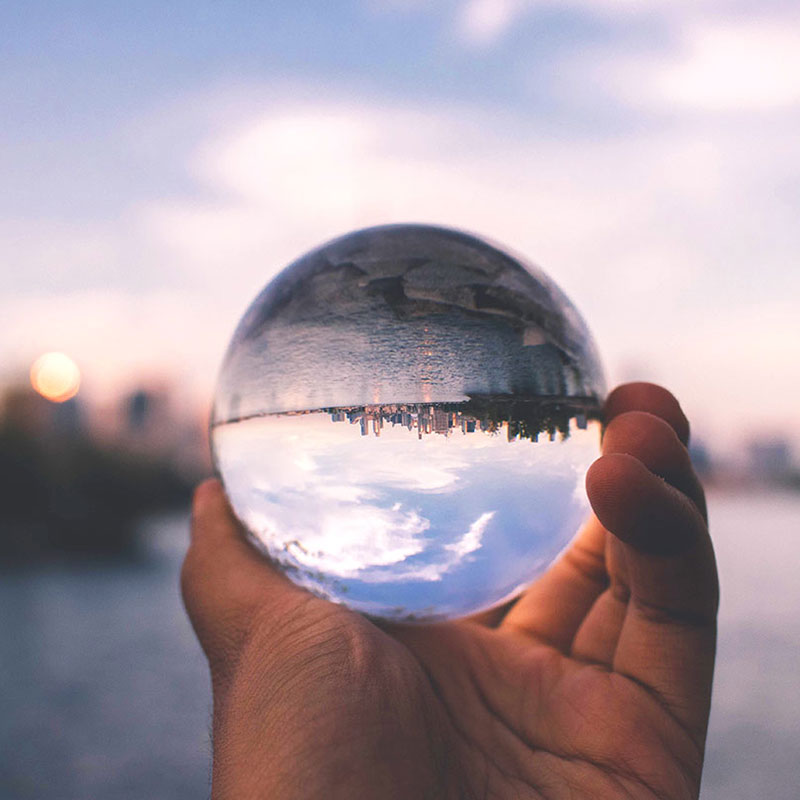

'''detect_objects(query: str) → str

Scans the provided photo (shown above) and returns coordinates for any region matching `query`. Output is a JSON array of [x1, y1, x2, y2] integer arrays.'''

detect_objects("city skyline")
[[215, 395, 601, 443], [324, 401, 593, 443]]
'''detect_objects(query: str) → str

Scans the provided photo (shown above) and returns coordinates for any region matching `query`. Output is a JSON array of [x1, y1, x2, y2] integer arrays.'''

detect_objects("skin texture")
[[182, 383, 718, 799]]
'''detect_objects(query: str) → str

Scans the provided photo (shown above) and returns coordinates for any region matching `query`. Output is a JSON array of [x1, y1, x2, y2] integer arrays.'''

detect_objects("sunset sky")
[[2, 1, 799, 454]]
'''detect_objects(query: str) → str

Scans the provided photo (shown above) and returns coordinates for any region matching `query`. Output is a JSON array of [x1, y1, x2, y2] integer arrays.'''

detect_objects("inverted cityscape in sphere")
[[212, 224, 606, 621]]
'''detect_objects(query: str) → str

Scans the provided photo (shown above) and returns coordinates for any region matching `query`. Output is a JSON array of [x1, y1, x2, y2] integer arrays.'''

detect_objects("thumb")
[[181, 479, 311, 672]]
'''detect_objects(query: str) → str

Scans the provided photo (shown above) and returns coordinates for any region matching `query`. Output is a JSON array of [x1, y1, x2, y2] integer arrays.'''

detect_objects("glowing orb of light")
[[30, 352, 81, 403]]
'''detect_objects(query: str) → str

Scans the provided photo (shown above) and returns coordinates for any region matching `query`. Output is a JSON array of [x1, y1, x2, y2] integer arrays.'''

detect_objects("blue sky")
[[2, 1, 799, 452]]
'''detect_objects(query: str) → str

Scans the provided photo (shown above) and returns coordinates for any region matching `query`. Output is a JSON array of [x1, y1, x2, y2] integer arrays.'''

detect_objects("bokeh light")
[[30, 351, 81, 403]]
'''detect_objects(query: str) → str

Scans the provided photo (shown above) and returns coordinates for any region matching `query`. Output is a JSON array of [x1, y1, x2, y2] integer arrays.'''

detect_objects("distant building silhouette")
[[0, 383, 199, 560], [689, 439, 712, 479], [126, 389, 153, 431], [0, 386, 84, 438], [318, 395, 601, 443], [747, 438, 793, 482]]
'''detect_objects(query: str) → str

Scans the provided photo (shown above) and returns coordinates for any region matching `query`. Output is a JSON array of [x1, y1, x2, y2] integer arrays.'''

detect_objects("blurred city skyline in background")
[[2, 0, 799, 472]]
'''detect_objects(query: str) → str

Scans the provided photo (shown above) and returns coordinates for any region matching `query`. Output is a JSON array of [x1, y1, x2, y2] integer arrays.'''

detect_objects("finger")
[[602, 410, 706, 517], [586, 454, 718, 740], [573, 409, 707, 666], [500, 385, 697, 651], [569, 531, 630, 666], [501, 517, 608, 649], [502, 390, 701, 653], [604, 382, 691, 445], [569, 581, 628, 666], [181, 479, 309, 663]]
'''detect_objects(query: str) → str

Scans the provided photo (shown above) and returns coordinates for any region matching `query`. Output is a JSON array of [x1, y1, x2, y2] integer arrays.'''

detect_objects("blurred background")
[[1, 1, 798, 797]]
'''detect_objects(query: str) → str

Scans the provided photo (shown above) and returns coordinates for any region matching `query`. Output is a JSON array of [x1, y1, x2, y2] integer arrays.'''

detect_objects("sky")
[[2, 0, 799, 454], [215, 410, 593, 617]]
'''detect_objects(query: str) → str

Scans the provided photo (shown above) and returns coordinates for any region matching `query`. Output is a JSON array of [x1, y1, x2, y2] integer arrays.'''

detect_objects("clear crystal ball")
[[211, 224, 606, 621]]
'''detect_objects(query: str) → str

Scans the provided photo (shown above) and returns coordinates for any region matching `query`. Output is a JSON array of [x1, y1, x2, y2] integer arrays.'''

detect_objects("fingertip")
[[586, 453, 637, 521], [604, 383, 690, 445], [190, 478, 240, 548], [603, 410, 682, 460], [193, 477, 225, 515], [586, 453, 703, 556], [602, 411, 707, 518]]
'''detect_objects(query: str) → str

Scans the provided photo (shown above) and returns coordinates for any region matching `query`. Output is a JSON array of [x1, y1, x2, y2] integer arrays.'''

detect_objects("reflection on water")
[[212, 403, 600, 621], [0, 516, 211, 800]]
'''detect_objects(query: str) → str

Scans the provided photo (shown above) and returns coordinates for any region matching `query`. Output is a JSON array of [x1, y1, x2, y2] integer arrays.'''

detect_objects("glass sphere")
[[211, 224, 606, 621]]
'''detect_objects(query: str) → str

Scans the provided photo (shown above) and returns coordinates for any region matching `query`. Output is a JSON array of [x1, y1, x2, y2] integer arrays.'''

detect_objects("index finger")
[[587, 418, 718, 744], [604, 382, 691, 445]]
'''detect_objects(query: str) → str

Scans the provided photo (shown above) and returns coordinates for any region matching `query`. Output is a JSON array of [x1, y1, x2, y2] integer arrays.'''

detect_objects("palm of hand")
[[183, 385, 717, 800], [388, 580, 705, 800]]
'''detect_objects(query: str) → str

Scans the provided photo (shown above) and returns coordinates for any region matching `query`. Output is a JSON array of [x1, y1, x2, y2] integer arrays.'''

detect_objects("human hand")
[[182, 383, 718, 799]]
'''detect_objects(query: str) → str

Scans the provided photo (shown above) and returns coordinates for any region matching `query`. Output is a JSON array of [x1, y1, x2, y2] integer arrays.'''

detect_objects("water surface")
[[1, 493, 798, 799]]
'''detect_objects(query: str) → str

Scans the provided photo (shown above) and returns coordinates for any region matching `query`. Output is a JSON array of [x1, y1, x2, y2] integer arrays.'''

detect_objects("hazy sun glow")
[[30, 352, 81, 403]]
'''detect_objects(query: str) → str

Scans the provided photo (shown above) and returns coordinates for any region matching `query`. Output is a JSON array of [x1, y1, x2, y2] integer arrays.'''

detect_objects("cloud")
[[457, 0, 522, 46], [659, 21, 800, 110], [4, 76, 800, 444], [445, 511, 494, 558], [0, 219, 127, 295], [215, 413, 591, 590], [292, 503, 431, 576], [593, 18, 800, 112], [145, 102, 697, 302], [145, 98, 797, 326]]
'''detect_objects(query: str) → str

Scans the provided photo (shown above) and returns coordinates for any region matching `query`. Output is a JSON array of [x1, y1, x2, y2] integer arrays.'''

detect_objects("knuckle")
[[631, 595, 717, 630], [605, 412, 706, 511], [607, 411, 683, 453], [562, 543, 608, 588]]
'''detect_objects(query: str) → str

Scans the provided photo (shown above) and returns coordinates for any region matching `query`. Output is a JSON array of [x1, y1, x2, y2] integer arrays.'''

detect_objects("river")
[[1, 490, 798, 798]]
